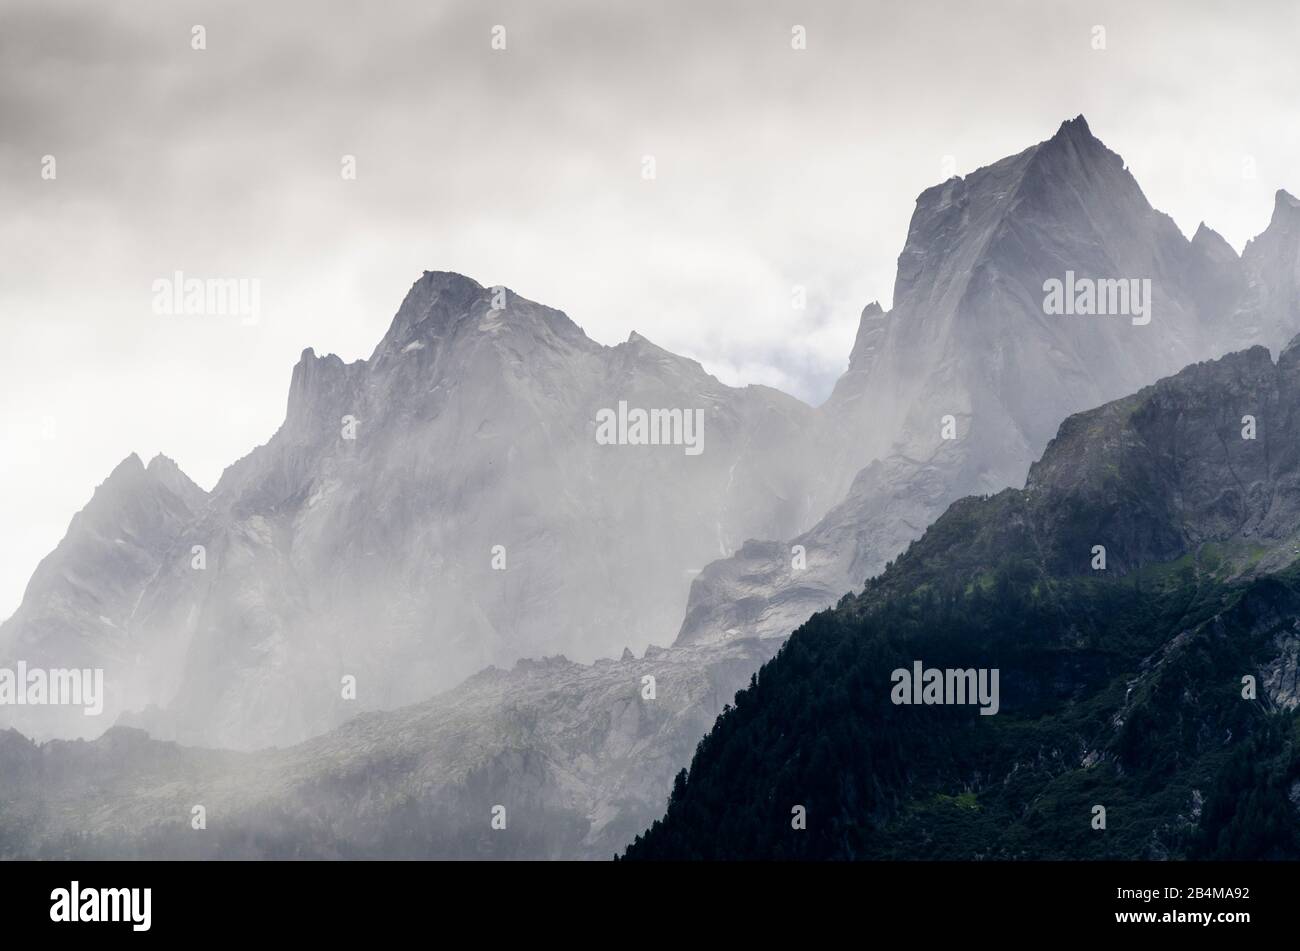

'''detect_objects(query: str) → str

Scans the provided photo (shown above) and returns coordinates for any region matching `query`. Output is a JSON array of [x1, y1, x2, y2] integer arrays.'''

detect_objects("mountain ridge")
[[625, 339, 1300, 860], [2, 266, 852, 747], [4, 116, 1300, 859]]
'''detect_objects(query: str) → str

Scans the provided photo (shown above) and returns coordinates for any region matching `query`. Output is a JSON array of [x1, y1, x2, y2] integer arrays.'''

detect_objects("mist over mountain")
[[0, 639, 783, 859], [0, 454, 209, 740], [625, 343, 1300, 859], [2, 117, 1300, 859], [675, 117, 1300, 648], [10, 323, 1300, 861], [1, 273, 849, 747]]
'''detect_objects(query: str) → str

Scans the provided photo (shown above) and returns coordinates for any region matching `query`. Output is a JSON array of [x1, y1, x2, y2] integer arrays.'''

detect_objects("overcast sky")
[[1, 0, 1297, 618]]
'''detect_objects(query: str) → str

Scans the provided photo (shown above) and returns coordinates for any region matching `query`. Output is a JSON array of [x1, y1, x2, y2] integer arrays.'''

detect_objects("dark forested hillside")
[[622, 345, 1300, 860]]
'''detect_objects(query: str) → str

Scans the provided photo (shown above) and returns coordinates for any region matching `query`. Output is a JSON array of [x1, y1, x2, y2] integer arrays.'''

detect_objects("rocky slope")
[[625, 342, 1300, 860], [675, 117, 1300, 647], [0, 454, 207, 739], [0, 638, 779, 859], [1, 273, 848, 748], [9, 340, 1300, 860], [4, 117, 1300, 857]]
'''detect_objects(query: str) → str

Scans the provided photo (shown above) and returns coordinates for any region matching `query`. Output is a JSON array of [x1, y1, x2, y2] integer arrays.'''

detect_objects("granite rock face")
[[2, 272, 848, 748], [675, 119, 1300, 648], [0, 454, 208, 740], [4, 117, 1300, 858], [11, 339, 1300, 860]]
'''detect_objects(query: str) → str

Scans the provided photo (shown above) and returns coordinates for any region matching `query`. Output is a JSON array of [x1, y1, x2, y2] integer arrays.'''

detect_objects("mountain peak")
[[71, 450, 199, 535], [1036, 113, 1113, 165], [1191, 221, 1239, 262], [1243, 189, 1300, 254], [1054, 113, 1093, 140], [122, 451, 144, 467], [1273, 188, 1300, 220], [106, 452, 145, 482], [101, 451, 205, 500], [826, 300, 891, 411], [371, 271, 488, 358], [371, 271, 597, 365], [145, 453, 207, 503], [616, 330, 708, 377], [620, 330, 675, 357]]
